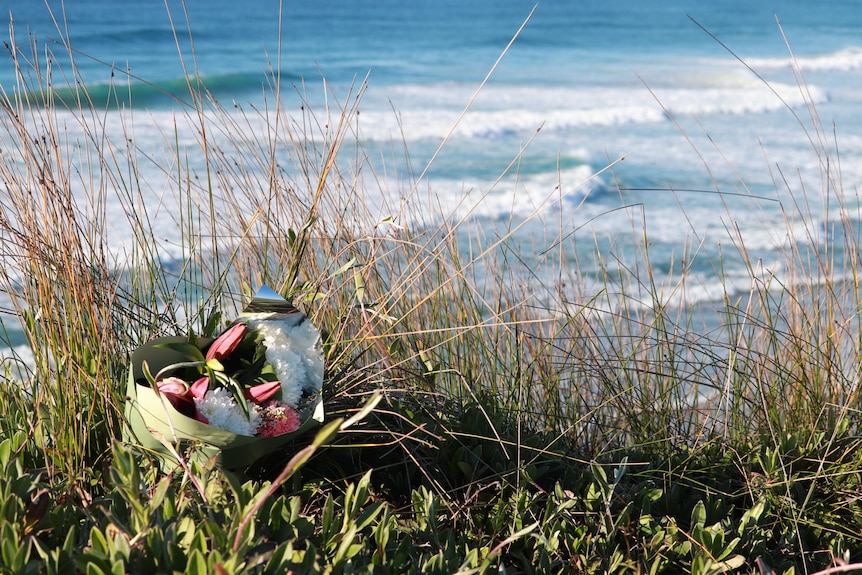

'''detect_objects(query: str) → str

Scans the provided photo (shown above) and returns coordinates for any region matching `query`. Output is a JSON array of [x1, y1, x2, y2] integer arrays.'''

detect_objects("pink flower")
[[189, 378, 211, 423], [205, 323, 248, 361], [256, 402, 301, 437], [243, 381, 281, 404], [156, 377, 196, 419], [190, 376, 210, 399], [157, 376, 188, 396]]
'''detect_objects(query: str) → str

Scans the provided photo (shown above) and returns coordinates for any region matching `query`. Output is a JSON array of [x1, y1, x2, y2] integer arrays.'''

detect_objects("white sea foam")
[[747, 46, 862, 72], [356, 77, 827, 145], [418, 163, 603, 224]]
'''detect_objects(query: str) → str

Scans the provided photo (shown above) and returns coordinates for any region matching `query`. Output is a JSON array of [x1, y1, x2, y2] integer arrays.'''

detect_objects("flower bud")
[[190, 376, 209, 399], [205, 323, 248, 361], [156, 377, 196, 419], [243, 380, 281, 404]]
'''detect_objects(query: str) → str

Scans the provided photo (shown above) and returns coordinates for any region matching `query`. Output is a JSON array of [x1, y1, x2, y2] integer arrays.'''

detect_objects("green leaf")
[[333, 524, 359, 565], [716, 537, 741, 561], [353, 501, 385, 532], [149, 477, 173, 517], [718, 555, 746, 571], [739, 499, 767, 533], [90, 528, 109, 557], [353, 267, 366, 305], [691, 500, 706, 530], [223, 375, 251, 419], [332, 258, 357, 277], [0, 438, 11, 470], [2, 526, 30, 571], [206, 358, 225, 372], [154, 341, 206, 363], [202, 311, 223, 338], [613, 456, 628, 486], [321, 495, 335, 542], [187, 549, 207, 575], [691, 553, 713, 575]]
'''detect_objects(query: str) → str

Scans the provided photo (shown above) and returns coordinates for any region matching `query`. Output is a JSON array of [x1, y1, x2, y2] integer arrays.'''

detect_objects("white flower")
[[248, 316, 324, 408], [194, 387, 260, 436]]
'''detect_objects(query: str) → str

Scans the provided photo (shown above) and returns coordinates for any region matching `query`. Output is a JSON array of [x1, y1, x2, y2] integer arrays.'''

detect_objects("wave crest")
[[359, 79, 826, 141], [747, 46, 862, 72]]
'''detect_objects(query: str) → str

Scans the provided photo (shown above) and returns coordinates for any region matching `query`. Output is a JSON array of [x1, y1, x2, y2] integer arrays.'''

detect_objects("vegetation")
[[1, 8, 862, 575]]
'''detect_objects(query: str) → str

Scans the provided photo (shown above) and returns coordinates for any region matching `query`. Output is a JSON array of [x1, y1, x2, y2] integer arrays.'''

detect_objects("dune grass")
[[1, 7, 862, 574]]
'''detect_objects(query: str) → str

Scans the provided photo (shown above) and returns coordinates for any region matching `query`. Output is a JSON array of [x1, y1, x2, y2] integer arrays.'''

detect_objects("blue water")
[[2, 0, 862, 357]]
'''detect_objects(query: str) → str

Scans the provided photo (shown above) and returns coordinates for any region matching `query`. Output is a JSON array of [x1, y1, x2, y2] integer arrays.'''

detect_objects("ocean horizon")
[[2, 0, 861, 360]]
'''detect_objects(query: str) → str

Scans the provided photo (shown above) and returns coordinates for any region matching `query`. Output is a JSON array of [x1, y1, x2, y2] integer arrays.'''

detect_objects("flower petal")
[[257, 402, 301, 437], [190, 376, 210, 399], [243, 380, 281, 404], [155, 378, 198, 418], [156, 376, 189, 396], [205, 323, 248, 361]]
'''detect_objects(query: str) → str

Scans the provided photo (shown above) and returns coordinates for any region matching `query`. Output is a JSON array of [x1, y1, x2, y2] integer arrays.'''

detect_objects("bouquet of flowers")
[[123, 286, 325, 471]]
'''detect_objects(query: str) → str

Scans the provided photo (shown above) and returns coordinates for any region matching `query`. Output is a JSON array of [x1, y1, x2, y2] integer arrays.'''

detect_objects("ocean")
[[2, 0, 862, 358]]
